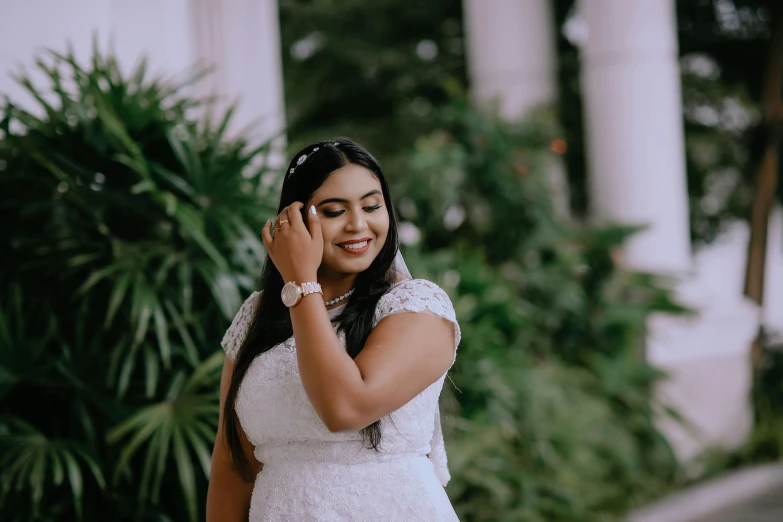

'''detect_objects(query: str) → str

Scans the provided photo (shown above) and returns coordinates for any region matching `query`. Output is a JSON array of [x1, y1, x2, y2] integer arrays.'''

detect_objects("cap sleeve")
[[220, 291, 260, 360], [374, 279, 461, 354]]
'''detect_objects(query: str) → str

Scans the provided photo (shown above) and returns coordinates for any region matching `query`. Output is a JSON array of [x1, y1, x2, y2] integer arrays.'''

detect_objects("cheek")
[[319, 222, 340, 246], [371, 213, 390, 240]]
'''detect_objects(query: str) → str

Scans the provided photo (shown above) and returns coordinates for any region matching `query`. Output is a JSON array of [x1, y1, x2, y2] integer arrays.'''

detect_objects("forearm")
[[206, 457, 254, 522], [289, 294, 365, 429]]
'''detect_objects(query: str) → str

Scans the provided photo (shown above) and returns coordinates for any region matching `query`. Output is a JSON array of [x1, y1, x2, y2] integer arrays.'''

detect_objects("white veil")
[[393, 250, 412, 279], [392, 249, 451, 485]]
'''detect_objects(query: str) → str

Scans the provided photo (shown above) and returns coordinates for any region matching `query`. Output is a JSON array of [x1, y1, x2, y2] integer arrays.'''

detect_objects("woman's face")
[[307, 163, 389, 278]]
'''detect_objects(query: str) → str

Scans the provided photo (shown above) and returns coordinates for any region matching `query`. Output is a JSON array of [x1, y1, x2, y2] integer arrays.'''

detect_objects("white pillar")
[[188, 0, 286, 162], [580, 0, 692, 274], [579, 0, 759, 461], [462, 0, 557, 119], [462, 0, 569, 217]]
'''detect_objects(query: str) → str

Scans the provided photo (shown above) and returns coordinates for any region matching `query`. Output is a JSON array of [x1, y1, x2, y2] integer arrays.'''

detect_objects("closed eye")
[[323, 205, 382, 218]]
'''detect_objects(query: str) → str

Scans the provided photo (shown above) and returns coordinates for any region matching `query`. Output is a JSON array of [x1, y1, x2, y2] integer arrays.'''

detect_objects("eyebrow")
[[316, 190, 382, 206]]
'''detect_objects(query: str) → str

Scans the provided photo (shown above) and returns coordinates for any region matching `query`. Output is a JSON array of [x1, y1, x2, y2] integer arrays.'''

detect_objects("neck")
[[317, 268, 357, 307]]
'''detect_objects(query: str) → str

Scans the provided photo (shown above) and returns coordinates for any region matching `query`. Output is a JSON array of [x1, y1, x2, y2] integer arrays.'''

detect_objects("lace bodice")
[[220, 279, 460, 521]]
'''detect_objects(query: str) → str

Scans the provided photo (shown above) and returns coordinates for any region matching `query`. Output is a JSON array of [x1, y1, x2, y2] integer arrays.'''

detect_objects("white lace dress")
[[221, 279, 461, 521]]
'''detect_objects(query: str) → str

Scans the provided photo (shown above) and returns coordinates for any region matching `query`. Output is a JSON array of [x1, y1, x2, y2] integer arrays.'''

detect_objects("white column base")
[[652, 326, 756, 463], [648, 222, 760, 462], [763, 207, 783, 335]]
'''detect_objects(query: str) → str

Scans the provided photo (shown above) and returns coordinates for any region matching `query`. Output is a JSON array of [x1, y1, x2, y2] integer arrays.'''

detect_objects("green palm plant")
[[0, 287, 106, 521], [0, 45, 277, 521], [106, 352, 224, 521]]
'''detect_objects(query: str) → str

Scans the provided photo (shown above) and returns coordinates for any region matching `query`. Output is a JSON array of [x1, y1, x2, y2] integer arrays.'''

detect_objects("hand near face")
[[262, 202, 324, 283]]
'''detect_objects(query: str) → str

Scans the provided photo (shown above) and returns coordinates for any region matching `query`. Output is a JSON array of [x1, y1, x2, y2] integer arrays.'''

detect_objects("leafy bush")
[[0, 49, 277, 521], [395, 101, 687, 521]]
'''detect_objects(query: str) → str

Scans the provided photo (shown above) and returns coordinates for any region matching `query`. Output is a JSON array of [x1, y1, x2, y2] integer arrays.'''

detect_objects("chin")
[[336, 259, 374, 274], [325, 252, 378, 276]]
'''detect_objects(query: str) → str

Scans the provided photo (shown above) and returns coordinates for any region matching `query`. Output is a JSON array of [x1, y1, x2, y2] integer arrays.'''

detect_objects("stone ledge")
[[624, 463, 783, 522]]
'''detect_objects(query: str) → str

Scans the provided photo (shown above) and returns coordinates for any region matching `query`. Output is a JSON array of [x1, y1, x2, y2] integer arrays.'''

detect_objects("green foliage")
[[0, 48, 277, 520], [396, 102, 686, 521], [680, 56, 758, 246], [279, 0, 465, 161]]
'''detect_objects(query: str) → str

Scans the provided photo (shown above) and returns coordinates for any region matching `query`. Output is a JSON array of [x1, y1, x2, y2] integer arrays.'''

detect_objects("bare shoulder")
[[359, 281, 457, 380]]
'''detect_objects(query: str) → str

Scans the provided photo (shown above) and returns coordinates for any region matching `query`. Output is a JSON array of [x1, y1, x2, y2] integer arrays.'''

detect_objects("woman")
[[206, 138, 460, 521]]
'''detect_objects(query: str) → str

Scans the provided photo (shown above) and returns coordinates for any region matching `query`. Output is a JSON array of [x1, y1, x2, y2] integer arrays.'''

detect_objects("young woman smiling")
[[206, 138, 460, 521]]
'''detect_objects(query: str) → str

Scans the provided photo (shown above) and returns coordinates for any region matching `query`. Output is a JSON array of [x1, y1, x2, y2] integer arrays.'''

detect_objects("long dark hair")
[[223, 137, 401, 480]]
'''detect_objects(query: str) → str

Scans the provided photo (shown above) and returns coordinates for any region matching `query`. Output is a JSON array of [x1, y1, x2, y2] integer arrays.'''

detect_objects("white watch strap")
[[300, 281, 322, 297]]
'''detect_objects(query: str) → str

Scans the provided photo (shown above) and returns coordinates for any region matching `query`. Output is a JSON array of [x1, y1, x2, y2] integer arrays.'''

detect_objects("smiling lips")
[[338, 238, 371, 254]]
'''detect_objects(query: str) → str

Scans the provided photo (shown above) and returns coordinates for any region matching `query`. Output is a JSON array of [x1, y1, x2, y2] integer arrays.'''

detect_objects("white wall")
[[188, 0, 287, 154], [0, 0, 286, 147], [0, 0, 194, 112]]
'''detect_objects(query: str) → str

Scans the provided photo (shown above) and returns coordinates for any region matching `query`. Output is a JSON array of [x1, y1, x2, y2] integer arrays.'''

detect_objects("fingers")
[[287, 202, 305, 228], [307, 204, 321, 239], [275, 209, 291, 228], [271, 203, 307, 240], [262, 218, 274, 249]]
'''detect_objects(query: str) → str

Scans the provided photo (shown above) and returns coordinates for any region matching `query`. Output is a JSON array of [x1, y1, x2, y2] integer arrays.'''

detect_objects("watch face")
[[281, 283, 301, 307]]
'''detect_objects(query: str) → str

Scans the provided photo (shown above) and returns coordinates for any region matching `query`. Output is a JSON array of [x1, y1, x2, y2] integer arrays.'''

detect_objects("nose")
[[345, 209, 368, 233]]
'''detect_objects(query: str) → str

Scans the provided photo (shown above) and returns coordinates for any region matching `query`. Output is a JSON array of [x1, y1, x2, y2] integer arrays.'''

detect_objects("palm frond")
[[0, 417, 105, 521], [106, 353, 223, 522]]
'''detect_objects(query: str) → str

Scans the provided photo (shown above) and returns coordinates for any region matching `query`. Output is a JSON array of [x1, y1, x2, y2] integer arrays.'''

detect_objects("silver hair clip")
[[289, 146, 320, 175]]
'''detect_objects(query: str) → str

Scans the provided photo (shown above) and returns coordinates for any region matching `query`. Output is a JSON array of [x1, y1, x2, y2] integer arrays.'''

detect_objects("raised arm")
[[291, 299, 457, 432]]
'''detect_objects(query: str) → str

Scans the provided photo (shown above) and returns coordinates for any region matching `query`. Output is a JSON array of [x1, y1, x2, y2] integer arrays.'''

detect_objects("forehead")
[[312, 164, 382, 200]]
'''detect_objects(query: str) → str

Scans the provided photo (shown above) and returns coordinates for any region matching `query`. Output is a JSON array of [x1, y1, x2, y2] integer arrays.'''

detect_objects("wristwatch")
[[281, 281, 322, 308]]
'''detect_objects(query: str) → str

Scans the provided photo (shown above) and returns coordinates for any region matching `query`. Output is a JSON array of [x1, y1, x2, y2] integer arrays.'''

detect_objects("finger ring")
[[279, 219, 290, 225], [272, 226, 282, 239]]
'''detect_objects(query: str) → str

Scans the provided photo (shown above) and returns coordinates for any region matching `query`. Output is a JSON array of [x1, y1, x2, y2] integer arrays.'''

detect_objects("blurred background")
[[1, 0, 783, 521]]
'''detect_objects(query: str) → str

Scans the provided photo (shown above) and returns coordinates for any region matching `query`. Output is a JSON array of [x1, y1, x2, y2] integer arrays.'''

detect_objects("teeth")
[[342, 240, 368, 250]]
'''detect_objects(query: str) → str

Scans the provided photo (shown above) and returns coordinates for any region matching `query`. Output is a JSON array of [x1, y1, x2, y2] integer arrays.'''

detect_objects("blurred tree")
[[278, 0, 466, 164], [676, 2, 783, 314], [0, 48, 276, 521], [738, 3, 782, 306]]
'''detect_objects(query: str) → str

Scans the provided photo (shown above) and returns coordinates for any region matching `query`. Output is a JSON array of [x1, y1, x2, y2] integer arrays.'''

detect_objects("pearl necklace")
[[325, 288, 354, 307]]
